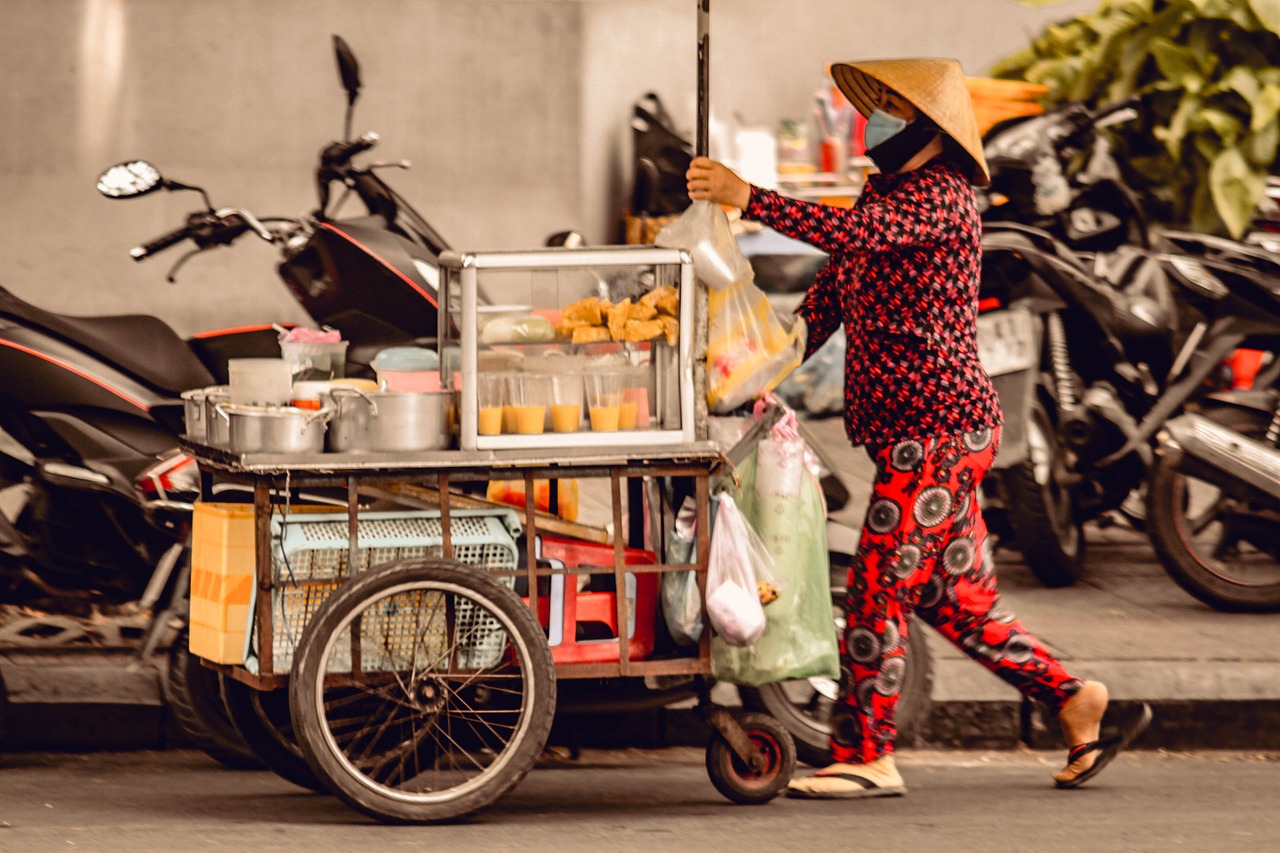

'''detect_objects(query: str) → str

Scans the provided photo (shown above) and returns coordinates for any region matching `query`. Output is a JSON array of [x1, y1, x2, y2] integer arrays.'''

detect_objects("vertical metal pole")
[[696, 0, 710, 158]]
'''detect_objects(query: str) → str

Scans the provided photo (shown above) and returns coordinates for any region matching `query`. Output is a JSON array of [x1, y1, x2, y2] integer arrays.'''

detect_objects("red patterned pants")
[[830, 426, 1084, 764]]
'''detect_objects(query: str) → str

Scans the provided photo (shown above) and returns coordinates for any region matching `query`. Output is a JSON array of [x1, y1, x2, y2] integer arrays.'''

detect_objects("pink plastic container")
[[377, 370, 442, 392]]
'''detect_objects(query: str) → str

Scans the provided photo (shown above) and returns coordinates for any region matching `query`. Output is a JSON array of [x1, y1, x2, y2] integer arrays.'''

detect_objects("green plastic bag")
[[711, 447, 840, 686]]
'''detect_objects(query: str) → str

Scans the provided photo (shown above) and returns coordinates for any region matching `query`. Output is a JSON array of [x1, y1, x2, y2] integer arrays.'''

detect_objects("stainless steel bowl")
[[217, 403, 330, 455], [326, 388, 453, 453]]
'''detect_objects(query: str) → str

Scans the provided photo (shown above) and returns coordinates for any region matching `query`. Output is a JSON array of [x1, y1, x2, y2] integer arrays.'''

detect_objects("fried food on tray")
[[628, 301, 658, 322], [606, 298, 633, 341], [571, 325, 612, 344], [659, 315, 680, 346], [555, 317, 592, 338], [640, 285, 680, 315], [622, 318, 664, 343], [563, 296, 605, 326]]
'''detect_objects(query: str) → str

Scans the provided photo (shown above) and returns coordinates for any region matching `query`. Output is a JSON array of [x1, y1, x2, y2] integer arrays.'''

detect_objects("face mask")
[[865, 114, 941, 176], [864, 108, 908, 150]]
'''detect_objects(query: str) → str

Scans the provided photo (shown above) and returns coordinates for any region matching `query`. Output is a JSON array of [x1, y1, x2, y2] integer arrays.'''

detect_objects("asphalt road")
[[1, 748, 1276, 853]]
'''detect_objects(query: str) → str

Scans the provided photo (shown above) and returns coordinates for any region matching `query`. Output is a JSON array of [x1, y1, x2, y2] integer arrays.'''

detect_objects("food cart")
[[181, 242, 798, 824]]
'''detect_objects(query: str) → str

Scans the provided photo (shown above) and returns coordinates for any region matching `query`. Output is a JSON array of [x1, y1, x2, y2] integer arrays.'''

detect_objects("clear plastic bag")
[[661, 496, 704, 647], [655, 202, 803, 412], [776, 326, 846, 416], [705, 493, 782, 647]]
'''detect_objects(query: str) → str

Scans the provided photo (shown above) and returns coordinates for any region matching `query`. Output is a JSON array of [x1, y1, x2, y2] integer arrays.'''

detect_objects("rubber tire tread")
[[1000, 399, 1086, 588], [289, 558, 556, 824], [164, 630, 262, 770], [705, 711, 797, 805], [1146, 406, 1280, 613], [739, 615, 934, 768], [221, 675, 326, 791]]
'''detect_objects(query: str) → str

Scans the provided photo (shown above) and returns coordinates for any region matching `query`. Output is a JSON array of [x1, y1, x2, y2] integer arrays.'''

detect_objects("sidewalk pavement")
[[3, 417, 1278, 753]]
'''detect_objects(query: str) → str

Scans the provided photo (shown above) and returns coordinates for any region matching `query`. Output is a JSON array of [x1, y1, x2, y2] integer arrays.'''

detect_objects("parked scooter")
[[1140, 232, 1280, 611], [0, 271, 268, 765]]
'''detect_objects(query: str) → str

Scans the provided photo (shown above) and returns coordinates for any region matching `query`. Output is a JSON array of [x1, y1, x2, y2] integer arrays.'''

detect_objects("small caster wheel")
[[705, 711, 796, 804]]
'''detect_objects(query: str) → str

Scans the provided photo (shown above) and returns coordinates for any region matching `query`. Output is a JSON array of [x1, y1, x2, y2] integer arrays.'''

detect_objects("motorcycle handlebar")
[[129, 225, 194, 261], [321, 131, 379, 168]]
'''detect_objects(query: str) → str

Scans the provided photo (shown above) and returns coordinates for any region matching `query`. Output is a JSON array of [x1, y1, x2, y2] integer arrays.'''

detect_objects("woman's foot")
[[1053, 681, 1153, 789], [786, 754, 907, 799], [1054, 680, 1108, 785]]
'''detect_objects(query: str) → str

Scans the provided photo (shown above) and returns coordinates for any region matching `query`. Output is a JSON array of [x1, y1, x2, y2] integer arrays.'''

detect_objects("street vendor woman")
[[687, 58, 1151, 799]]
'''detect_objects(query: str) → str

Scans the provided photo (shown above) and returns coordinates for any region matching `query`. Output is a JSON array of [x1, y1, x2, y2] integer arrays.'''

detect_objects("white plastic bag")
[[705, 493, 781, 647]]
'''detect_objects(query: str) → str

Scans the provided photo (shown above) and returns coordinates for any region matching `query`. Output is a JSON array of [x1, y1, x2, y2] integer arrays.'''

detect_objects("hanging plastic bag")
[[712, 436, 839, 686], [705, 493, 782, 647], [775, 326, 846, 416], [661, 496, 704, 647], [655, 201, 803, 412]]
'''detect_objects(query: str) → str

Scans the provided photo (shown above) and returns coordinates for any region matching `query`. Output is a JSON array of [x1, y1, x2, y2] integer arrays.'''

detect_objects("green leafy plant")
[[992, 0, 1280, 237]]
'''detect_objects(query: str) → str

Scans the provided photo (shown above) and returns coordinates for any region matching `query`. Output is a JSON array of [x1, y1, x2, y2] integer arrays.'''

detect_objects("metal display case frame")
[[437, 245, 699, 451]]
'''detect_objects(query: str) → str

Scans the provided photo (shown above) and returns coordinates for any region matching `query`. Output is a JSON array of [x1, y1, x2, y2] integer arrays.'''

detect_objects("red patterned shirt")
[[744, 159, 1002, 446]]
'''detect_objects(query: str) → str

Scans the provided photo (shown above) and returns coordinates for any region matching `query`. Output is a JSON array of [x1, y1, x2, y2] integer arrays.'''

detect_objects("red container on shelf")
[[530, 536, 658, 665]]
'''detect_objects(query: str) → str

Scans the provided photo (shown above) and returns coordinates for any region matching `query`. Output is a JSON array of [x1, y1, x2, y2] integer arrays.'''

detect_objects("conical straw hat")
[[830, 58, 990, 186]]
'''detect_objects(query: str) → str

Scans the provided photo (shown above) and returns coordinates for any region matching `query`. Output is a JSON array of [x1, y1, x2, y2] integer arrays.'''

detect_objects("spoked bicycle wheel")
[[289, 558, 555, 824]]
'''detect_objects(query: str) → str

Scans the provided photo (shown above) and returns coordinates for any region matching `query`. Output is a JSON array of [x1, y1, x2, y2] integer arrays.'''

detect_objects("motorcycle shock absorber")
[[1046, 311, 1092, 450], [1266, 401, 1280, 447], [1046, 312, 1081, 409]]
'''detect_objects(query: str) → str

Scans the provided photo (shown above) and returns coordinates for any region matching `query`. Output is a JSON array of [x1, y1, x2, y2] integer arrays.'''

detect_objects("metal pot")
[[203, 387, 232, 448], [326, 388, 453, 453], [217, 403, 330, 455], [181, 387, 210, 442]]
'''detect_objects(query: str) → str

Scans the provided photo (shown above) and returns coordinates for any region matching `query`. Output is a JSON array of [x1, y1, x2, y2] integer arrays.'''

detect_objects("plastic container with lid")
[[371, 347, 440, 392]]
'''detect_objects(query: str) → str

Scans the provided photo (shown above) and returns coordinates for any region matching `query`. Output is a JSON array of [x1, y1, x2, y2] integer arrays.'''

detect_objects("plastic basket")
[[247, 508, 522, 674]]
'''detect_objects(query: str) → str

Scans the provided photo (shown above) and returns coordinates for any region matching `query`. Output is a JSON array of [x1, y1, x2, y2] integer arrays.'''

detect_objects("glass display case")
[[437, 246, 699, 451]]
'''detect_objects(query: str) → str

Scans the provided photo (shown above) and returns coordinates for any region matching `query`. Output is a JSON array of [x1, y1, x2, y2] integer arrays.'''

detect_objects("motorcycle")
[[1141, 232, 1280, 611], [99, 44, 449, 378], [0, 35, 456, 764], [974, 97, 1209, 587]]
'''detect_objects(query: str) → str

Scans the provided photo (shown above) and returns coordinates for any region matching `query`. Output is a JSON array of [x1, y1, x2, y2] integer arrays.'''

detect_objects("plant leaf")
[[1249, 0, 1280, 31], [1209, 146, 1266, 237]]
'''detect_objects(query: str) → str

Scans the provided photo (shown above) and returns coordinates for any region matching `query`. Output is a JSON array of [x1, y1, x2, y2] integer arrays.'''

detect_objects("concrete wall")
[[0, 0, 1092, 336]]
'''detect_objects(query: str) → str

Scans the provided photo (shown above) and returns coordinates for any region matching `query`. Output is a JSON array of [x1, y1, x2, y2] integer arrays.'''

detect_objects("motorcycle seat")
[[0, 285, 215, 394]]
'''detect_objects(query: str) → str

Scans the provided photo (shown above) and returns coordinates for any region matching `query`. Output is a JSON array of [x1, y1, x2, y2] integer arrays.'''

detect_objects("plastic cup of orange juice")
[[506, 373, 550, 435], [477, 373, 505, 436], [584, 370, 624, 432], [549, 373, 584, 433]]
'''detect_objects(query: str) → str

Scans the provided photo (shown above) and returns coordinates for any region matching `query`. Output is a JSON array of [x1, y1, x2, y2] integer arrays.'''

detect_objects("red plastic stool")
[[532, 536, 658, 664]]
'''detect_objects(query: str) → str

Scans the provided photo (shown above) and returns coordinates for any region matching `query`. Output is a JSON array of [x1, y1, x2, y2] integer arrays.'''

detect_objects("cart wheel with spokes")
[[220, 675, 326, 792], [289, 558, 556, 824], [705, 711, 796, 805]]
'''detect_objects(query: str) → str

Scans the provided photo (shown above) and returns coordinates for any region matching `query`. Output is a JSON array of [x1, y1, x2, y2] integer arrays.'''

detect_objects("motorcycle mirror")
[[333, 35, 361, 107], [96, 160, 164, 199]]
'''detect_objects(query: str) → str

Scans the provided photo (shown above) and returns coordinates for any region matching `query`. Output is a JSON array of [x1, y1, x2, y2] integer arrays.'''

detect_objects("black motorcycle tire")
[[1146, 406, 1280, 613], [164, 630, 262, 770], [221, 675, 327, 792], [739, 612, 934, 768], [1001, 399, 1087, 588]]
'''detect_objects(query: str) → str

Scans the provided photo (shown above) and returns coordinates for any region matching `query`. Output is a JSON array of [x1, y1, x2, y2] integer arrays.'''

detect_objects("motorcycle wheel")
[[1147, 406, 1280, 612], [164, 630, 262, 770], [1001, 399, 1087, 587], [221, 676, 327, 792], [738, 592, 934, 768]]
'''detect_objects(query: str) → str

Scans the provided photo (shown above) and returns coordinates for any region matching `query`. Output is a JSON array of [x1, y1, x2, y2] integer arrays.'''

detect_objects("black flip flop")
[[786, 772, 907, 800], [1055, 702, 1153, 789]]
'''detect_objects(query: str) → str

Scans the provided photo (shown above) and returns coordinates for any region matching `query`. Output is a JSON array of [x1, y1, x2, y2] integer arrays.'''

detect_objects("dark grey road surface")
[[0, 748, 1276, 853]]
